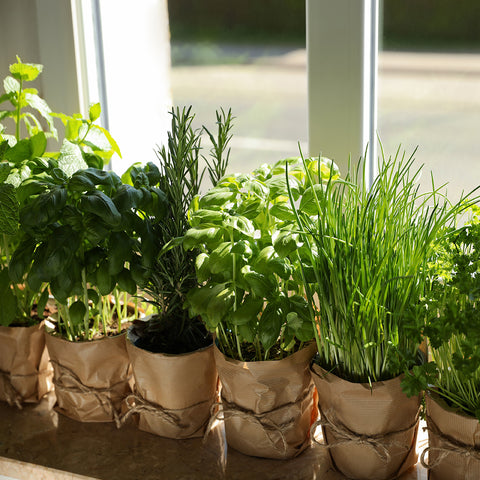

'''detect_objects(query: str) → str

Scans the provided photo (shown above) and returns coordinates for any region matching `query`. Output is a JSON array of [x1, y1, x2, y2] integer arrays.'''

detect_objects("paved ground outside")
[[171, 45, 480, 201]]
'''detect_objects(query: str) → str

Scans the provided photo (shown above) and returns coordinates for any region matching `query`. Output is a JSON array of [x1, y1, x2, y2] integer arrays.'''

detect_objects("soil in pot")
[[45, 332, 132, 425], [312, 363, 420, 480], [124, 316, 218, 439], [211, 342, 318, 460], [422, 393, 480, 480]]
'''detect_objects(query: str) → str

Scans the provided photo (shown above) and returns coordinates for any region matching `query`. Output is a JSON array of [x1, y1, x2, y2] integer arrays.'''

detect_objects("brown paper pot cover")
[[214, 342, 317, 460], [0, 322, 52, 407], [126, 338, 218, 439], [312, 364, 420, 480], [45, 332, 132, 423], [424, 393, 480, 480]]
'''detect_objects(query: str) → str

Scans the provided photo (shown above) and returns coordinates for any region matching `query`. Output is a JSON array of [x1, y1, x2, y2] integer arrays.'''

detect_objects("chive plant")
[[290, 146, 472, 383], [134, 107, 233, 354]]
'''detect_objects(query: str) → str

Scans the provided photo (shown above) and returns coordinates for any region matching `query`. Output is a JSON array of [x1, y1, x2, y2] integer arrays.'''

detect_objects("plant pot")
[[0, 322, 53, 407], [212, 342, 317, 459], [311, 364, 420, 480], [422, 393, 480, 480], [125, 333, 219, 439], [45, 332, 132, 425]]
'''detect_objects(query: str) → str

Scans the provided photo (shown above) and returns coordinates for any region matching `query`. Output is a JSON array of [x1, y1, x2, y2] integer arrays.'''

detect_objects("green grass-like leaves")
[[292, 146, 471, 383]]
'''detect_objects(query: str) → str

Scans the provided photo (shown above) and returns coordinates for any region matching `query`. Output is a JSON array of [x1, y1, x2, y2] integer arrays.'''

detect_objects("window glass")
[[379, 1, 480, 201], [168, 1, 307, 176]]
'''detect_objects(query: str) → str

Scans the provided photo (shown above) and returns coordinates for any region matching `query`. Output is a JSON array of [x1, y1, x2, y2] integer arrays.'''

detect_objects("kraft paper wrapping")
[[125, 338, 218, 439], [213, 342, 317, 459], [45, 333, 132, 424], [0, 322, 52, 407], [423, 393, 480, 480], [312, 364, 420, 480]]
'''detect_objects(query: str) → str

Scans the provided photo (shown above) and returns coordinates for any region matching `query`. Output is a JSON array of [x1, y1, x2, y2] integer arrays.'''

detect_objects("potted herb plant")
[[9, 129, 166, 424], [405, 214, 480, 479], [124, 107, 232, 439], [290, 149, 469, 479], [0, 57, 69, 407], [183, 155, 339, 459]]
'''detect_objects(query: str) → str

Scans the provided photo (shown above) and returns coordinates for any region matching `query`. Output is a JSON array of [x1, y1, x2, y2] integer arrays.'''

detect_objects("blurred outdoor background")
[[168, 0, 480, 201]]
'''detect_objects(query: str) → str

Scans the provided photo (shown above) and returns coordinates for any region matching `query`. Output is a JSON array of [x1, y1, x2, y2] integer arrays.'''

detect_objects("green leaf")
[[224, 215, 255, 237], [183, 227, 222, 250], [9, 237, 36, 283], [272, 230, 300, 257], [230, 239, 253, 257], [117, 268, 137, 295], [65, 118, 83, 141], [189, 208, 225, 227], [270, 203, 295, 221], [57, 140, 88, 177], [36, 287, 49, 320], [24, 92, 57, 138], [0, 282, 17, 326], [79, 191, 122, 228], [299, 184, 324, 215], [68, 172, 96, 192], [209, 242, 233, 274], [265, 176, 289, 199], [240, 265, 276, 298], [10, 59, 43, 81], [0, 183, 19, 235], [108, 232, 133, 275], [231, 295, 263, 326], [30, 132, 47, 158], [195, 253, 210, 283], [89, 103, 101, 122], [4, 138, 31, 164], [0, 162, 10, 182], [69, 300, 87, 326], [4, 76, 19, 95], [94, 125, 121, 157], [206, 285, 235, 325], [258, 303, 283, 351], [198, 188, 236, 209], [96, 260, 115, 296]]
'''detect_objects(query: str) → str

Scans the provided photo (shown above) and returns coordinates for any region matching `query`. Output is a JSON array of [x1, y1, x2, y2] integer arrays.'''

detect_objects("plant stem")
[[15, 79, 22, 141], [81, 267, 90, 340]]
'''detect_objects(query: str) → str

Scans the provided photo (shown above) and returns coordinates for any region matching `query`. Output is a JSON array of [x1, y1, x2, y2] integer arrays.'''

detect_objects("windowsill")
[[0, 393, 426, 480]]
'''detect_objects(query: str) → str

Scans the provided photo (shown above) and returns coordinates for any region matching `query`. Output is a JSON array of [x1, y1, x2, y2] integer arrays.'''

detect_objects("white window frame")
[[307, 0, 379, 183]]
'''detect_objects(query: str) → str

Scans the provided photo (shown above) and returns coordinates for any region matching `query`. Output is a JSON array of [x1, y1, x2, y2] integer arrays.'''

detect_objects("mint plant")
[[0, 57, 121, 327], [184, 156, 339, 361]]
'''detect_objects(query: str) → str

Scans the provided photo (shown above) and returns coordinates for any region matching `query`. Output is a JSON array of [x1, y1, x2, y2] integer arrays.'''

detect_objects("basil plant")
[[184, 156, 339, 361], [9, 162, 167, 341]]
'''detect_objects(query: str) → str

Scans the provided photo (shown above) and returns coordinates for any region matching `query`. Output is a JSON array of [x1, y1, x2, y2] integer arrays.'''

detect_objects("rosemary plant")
[[290, 146, 471, 383], [134, 107, 233, 354]]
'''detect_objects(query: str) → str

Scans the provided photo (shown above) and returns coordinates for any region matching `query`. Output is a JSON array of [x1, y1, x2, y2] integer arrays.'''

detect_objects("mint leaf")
[[0, 183, 19, 235]]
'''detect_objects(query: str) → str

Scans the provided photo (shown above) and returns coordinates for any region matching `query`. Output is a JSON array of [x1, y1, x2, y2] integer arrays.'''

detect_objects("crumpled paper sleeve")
[[213, 342, 317, 459], [126, 339, 218, 439], [312, 364, 420, 480], [425, 393, 480, 480], [0, 322, 53, 406], [45, 333, 131, 423]]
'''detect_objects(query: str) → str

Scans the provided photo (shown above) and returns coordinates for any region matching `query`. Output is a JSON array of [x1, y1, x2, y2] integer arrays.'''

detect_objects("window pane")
[[379, 2, 480, 201], [169, 2, 307, 176]]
